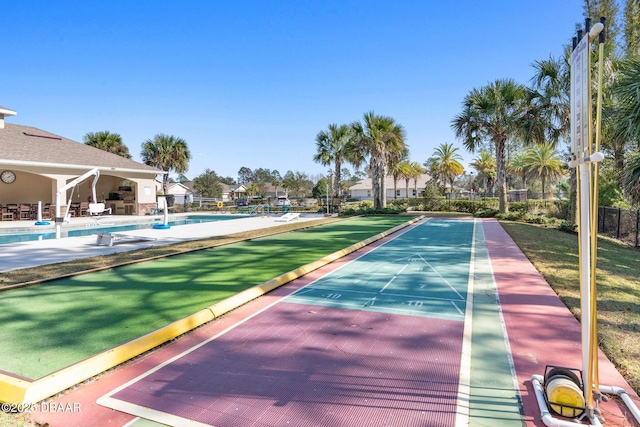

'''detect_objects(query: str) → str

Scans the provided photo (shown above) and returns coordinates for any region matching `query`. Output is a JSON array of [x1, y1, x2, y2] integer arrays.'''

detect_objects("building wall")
[[0, 170, 51, 204]]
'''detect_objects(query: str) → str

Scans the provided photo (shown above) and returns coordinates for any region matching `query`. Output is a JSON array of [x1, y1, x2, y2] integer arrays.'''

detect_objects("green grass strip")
[[0, 216, 409, 379]]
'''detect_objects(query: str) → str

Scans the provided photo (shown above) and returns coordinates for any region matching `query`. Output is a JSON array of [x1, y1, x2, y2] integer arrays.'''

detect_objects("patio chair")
[[19, 204, 32, 220], [6, 204, 18, 219], [1, 204, 14, 221]]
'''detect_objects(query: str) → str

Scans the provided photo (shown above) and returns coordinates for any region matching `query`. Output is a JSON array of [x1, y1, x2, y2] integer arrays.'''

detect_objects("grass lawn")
[[0, 215, 410, 379], [501, 221, 640, 395]]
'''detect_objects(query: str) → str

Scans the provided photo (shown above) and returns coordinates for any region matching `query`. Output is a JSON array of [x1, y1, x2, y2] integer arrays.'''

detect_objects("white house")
[[348, 174, 433, 200]]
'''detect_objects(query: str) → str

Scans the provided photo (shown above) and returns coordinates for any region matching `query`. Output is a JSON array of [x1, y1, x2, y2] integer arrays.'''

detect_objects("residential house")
[[348, 174, 433, 200]]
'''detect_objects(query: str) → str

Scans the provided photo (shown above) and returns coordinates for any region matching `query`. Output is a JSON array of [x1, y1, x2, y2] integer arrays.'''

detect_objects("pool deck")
[[0, 212, 329, 272]]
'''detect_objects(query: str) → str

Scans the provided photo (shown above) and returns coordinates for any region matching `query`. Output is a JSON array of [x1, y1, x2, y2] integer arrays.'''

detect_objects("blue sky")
[[2, 1, 584, 182]]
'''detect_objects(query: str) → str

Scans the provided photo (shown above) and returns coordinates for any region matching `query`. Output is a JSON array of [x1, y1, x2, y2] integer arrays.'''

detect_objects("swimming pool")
[[0, 215, 246, 245]]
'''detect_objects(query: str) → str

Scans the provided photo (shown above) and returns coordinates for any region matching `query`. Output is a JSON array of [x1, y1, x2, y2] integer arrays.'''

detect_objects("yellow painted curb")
[[0, 373, 30, 404], [0, 216, 423, 404]]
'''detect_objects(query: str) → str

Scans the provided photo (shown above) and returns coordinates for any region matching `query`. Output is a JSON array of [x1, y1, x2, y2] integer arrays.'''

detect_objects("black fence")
[[598, 206, 640, 248]]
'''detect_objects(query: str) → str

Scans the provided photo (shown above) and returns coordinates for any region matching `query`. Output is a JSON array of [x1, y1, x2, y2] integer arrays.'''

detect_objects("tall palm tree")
[[611, 57, 640, 150], [622, 151, 640, 204], [350, 112, 407, 209], [452, 79, 529, 212], [529, 56, 571, 144], [84, 131, 131, 158], [470, 150, 496, 193], [409, 161, 425, 198], [529, 54, 575, 217], [393, 160, 413, 199], [524, 142, 565, 198], [141, 134, 191, 195], [390, 160, 406, 199], [313, 124, 352, 197], [430, 143, 464, 193], [508, 151, 529, 191]]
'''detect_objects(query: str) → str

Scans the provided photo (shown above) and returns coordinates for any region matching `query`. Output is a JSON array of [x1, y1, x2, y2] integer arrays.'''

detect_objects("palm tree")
[[622, 151, 640, 204], [452, 79, 528, 212], [393, 160, 413, 199], [84, 131, 131, 158], [409, 161, 425, 198], [470, 150, 496, 194], [141, 134, 191, 195], [523, 142, 565, 198], [529, 55, 576, 217], [313, 124, 352, 197], [611, 57, 640, 151], [350, 112, 407, 209], [508, 151, 529, 191], [529, 56, 571, 144], [423, 156, 446, 189], [390, 161, 403, 200], [430, 143, 464, 194]]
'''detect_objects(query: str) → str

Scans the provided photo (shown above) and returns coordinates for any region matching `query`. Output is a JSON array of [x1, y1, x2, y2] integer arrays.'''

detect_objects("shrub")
[[559, 220, 577, 233], [359, 200, 374, 209], [339, 202, 407, 216], [522, 213, 545, 224], [509, 202, 529, 213], [497, 211, 525, 221], [474, 208, 499, 218], [422, 197, 447, 211]]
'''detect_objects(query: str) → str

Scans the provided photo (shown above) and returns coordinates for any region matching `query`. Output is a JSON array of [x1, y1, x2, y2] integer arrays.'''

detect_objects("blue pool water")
[[0, 215, 245, 245]]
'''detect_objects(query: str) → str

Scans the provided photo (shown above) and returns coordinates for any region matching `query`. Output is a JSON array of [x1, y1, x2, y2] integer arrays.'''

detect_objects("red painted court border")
[[482, 219, 640, 427]]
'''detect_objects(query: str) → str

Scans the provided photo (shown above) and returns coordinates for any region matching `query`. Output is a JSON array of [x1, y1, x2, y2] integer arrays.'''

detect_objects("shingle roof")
[[0, 123, 160, 173]]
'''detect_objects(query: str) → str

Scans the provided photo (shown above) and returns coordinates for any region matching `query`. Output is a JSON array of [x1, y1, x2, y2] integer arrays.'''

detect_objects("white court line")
[[295, 286, 377, 296], [417, 254, 465, 300], [450, 301, 464, 315], [379, 264, 407, 292], [455, 218, 477, 427], [300, 286, 463, 304]]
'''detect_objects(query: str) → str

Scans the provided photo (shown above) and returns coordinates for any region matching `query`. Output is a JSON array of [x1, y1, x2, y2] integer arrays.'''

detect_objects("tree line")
[[84, 1, 640, 214], [83, 131, 319, 199], [452, 0, 640, 214]]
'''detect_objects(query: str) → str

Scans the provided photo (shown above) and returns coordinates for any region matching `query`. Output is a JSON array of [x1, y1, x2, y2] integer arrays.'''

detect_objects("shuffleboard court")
[[284, 218, 474, 320], [0, 216, 409, 379], [98, 218, 525, 427]]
